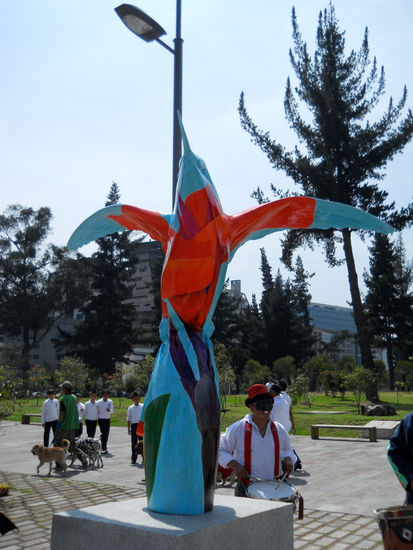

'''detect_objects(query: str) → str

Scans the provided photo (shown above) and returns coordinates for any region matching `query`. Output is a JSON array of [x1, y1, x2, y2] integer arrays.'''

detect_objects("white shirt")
[[270, 395, 291, 433], [84, 400, 99, 421], [219, 414, 295, 481], [281, 391, 292, 406], [41, 398, 59, 423], [126, 403, 143, 424], [77, 401, 85, 422], [97, 398, 114, 419]]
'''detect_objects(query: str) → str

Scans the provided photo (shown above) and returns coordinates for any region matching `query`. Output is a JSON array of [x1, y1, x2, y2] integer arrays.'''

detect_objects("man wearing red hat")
[[219, 384, 295, 485]]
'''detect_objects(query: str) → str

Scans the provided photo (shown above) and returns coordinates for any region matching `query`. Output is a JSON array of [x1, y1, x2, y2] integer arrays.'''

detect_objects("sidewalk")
[[0, 421, 401, 549]]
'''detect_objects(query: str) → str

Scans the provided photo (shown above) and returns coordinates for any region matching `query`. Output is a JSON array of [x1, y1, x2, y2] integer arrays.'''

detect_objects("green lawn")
[[5, 391, 413, 436]]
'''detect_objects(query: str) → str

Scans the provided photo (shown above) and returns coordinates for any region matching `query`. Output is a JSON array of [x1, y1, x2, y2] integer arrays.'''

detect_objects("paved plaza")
[[0, 420, 404, 548]]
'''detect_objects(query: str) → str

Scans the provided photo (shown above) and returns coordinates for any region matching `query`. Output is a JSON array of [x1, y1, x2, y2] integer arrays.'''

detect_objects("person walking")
[[126, 391, 143, 465], [41, 389, 59, 447], [76, 394, 85, 437], [84, 391, 98, 438], [97, 389, 114, 454], [54, 381, 78, 466]]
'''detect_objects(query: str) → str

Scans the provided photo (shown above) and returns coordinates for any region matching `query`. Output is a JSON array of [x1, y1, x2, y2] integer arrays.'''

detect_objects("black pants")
[[76, 422, 83, 438], [98, 418, 110, 451], [43, 420, 58, 447], [85, 419, 97, 438], [130, 423, 143, 462]]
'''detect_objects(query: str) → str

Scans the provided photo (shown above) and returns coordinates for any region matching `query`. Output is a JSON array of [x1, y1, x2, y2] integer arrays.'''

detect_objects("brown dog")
[[31, 439, 70, 475]]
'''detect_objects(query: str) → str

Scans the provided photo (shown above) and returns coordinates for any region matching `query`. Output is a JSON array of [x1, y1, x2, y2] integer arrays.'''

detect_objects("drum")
[[374, 506, 413, 549], [246, 480, 304, 519]]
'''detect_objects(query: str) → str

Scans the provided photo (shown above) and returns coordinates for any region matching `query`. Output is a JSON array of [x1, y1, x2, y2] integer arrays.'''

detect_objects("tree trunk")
[[386, 333, 395, 390], [342, 229, 379, 402]]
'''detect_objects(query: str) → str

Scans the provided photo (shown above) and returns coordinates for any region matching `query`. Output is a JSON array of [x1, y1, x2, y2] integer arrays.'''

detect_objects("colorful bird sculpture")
[[68, 116, 392, 514]]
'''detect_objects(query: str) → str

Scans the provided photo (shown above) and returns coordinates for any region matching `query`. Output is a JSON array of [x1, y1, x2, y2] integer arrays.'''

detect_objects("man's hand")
[[128, 428, 131, 435], [282, 457, 294, 474], [227, 460, 249, 480], [42, 423, 45, 428]]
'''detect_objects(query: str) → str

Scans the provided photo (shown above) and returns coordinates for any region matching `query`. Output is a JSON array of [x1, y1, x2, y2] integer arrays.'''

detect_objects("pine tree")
[[239, 3, 413, 401], [291, 256, 316, 365], [68, 183, 139, 374], [364, 234, 413, 388], [0, 205, 88, 374]]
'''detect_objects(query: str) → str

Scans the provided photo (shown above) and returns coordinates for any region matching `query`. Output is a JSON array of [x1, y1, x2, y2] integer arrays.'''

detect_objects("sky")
[[0, 0, 412, 307]]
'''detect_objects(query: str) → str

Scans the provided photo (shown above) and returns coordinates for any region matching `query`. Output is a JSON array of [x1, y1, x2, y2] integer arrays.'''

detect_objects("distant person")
[[97, 389, 114, 454], [271, 381, 301, 470], [388, 412, 413, 504], [278, 380, 296, 435], [126, 391, 143, 464], [41, 389, 59, 447], [268, 383, 291, 432], [54, 381, 78, 465], [84, 391, 98, 437], [76, 394, 85, 437]]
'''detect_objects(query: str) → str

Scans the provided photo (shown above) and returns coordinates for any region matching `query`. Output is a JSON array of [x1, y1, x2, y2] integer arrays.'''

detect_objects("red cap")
[[245, 384, 271, 406]]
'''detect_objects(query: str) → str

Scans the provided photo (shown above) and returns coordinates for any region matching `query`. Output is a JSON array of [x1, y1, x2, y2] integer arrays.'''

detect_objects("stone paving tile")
[[0, 470, 386, 549]]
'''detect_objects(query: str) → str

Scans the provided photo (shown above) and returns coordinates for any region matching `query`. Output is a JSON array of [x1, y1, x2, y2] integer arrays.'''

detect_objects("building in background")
[[309, 302, 386, 365]]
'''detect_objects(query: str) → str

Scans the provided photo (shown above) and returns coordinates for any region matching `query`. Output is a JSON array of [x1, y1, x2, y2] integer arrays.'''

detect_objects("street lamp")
[[115, 2, 183, 208]]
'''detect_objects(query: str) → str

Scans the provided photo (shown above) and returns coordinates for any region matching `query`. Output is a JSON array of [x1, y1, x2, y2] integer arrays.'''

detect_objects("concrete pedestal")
[[50, 494, 293, 550]]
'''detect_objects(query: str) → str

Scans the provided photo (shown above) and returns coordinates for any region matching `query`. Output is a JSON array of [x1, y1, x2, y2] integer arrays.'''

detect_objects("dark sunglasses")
[[253, 398, 273, 411]]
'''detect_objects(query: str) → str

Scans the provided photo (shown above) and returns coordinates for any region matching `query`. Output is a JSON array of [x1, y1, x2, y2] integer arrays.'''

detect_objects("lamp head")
[[115, 4, 166, 42]]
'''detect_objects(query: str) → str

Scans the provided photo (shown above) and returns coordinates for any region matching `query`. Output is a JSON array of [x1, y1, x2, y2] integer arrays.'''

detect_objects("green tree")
[[57, 355, 88, 395], [289, 374, 313, 408], [364, 234, 412, 388], [239, 3, 413, 401], [241, 359, 271, 391], [272, 355, 296, 383], [27, 365, 50, 404], [290, 256, 316, 365], [0, 363, 23, 420], [134, 354, 155, 393], [67, 183, 140, 374], [212, 280, 242, 345], [214, 343, 236, 412], [0, 205, 88, 374], [303, 354, 333, 391], [236, 294, 266, 370], [346, 366, 375, 413]]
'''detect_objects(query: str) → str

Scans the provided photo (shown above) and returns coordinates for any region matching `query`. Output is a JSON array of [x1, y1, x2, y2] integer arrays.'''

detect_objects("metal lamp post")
[[115, 2, 183, 208]]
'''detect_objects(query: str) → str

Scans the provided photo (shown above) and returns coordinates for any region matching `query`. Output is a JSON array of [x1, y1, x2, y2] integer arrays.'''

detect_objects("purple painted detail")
[[169, 326, 197, 410], [168, 323, 220, 512], [178, 195, 200, 240]]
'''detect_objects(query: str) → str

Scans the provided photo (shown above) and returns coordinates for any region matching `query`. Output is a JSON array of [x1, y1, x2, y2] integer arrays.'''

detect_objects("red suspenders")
[[244, 420, 280, 478]]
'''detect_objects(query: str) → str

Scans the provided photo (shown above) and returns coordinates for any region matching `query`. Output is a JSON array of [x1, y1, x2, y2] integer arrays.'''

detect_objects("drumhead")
[[247, 480, 297, 501]]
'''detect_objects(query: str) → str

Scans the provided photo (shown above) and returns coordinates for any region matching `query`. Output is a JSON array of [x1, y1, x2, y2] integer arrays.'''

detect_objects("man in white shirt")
[[126, 391, 143, 464], [76, 394, 85, 437], [41, 389, 59, 446], [219, 384, 294, 493], [276, 380, 302, 470], [84, 391, 99, 437], [97, 389, 114, 454], [269, 383, 292, 433]]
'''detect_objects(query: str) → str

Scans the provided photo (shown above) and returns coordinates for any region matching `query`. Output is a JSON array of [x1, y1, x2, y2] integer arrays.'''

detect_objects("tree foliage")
[[364, 234, 413, 388], [258, 249, 315, 368], [0, 205, 88, 373], [239, 3, 413, 401], [214, 343, 236, 412], [65, 183, 141, 374], [57, 355, 88, 395]]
